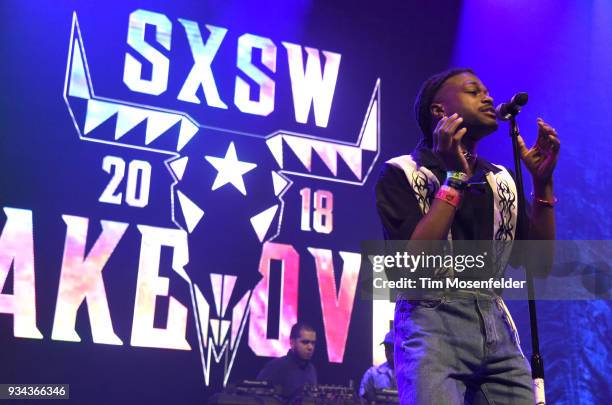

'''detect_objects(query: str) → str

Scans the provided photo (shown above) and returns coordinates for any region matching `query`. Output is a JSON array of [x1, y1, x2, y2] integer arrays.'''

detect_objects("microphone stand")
[[509, 116, 546, 405]]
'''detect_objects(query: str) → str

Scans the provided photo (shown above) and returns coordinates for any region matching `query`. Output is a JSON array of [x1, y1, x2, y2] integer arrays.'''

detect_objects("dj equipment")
[[208, 381, 364, 404], [372, 388, 399, 404], [297, 384, 359, 404], [208, 380, 282, 404]]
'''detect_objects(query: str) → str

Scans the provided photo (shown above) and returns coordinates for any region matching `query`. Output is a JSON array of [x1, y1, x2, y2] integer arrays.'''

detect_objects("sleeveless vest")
[[386, 154, 518, 271]]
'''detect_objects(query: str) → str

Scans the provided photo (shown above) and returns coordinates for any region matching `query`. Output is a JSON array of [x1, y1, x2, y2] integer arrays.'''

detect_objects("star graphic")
[[205, 142, 257, 195]]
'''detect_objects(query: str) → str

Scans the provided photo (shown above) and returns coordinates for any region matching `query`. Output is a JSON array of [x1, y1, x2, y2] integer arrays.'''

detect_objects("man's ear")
[[430, 103, 446, 120]]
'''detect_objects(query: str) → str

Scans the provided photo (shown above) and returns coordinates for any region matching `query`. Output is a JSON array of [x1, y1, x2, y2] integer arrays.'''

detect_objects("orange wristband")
[[435, 185, 462, 208]]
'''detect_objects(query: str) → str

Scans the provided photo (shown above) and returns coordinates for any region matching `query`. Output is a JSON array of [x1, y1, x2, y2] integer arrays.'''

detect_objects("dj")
[[256, 322, 318, 400]]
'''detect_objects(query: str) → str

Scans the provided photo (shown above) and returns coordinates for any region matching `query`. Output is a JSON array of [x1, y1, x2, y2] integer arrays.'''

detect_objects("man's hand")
[[517, 118, 560, 188], [432, 113, 471, 176]]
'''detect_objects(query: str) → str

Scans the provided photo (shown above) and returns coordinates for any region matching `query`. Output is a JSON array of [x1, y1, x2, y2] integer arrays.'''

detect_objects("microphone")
[[495, 92, 528, 120]]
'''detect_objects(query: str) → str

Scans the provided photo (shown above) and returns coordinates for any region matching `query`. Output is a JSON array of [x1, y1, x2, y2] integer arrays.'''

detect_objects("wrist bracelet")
[[435, 185, 462, 208], [531, 192, 558, 207], [446, 171, 469, 182], [445, 177, 467, 191]]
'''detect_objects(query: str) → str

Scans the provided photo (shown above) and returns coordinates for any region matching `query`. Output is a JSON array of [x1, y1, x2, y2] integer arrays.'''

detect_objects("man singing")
[[375, 68, 559, 404]]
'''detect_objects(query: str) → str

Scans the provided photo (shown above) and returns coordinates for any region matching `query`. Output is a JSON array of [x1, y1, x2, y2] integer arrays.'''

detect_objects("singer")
[[375, 68, 559, 404]]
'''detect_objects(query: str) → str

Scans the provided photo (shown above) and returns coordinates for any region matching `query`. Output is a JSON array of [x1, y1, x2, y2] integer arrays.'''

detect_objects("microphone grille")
[[514, 92, 529, 106]]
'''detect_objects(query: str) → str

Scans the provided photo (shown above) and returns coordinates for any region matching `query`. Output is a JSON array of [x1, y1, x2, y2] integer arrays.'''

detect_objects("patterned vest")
[[386, 154, 518, 274]]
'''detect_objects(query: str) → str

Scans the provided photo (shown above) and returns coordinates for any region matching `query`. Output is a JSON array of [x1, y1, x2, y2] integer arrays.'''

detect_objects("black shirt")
[[256, 350, 317, 399], [375, 147, 528, 242], [375, 147, 529, 283]]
